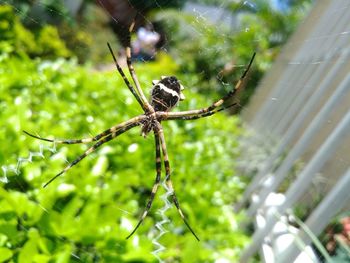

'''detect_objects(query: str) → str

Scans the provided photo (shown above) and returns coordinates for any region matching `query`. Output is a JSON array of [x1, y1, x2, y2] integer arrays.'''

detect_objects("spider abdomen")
[[151, 76, 185, 112]]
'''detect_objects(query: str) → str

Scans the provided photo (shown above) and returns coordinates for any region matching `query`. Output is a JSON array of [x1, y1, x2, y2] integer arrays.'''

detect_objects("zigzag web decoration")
[[150, 177, 174, 262], [1, 142, 58, 183]]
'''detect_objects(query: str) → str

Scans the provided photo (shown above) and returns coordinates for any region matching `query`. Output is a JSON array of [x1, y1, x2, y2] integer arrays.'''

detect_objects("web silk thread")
[[1, 143, 57, 183], [151, 178, 173, 262]]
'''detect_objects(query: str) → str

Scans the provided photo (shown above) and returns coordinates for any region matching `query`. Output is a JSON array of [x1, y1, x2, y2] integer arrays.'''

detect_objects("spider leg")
[[107, 42, 144, 109], [43, 121, 141, 188], [163, 52, 256, 119], [156, 121, 200, 241], [126, 131, 162, 239], [23, 115, 146, 145], [125, 20, 153, 112], [161, 102, 239, 121]]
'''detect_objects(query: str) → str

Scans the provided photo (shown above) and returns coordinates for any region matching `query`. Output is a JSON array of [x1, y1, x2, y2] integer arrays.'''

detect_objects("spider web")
[[0, 0, 329, 262], [1, 143, 57, 183]]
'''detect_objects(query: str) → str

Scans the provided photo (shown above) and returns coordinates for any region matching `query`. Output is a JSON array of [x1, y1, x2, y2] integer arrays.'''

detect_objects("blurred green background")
[[0, 0, 312, 262]]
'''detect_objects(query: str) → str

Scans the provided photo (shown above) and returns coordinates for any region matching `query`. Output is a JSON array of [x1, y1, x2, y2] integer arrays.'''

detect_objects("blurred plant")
[[322, 214, 350, 262], [69, 3, 119, 64], [153, 0, 313, 106], [230, 0, 313, 104], [0, 4, 70, 59], [0, 1, 99, 62], [2, 0, 72, 26], [35, 25, 71, 58]]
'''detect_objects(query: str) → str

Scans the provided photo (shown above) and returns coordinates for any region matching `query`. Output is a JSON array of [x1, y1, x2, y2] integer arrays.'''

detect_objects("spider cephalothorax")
[[24, 20, 255, 241], [151, 76, 185, 111]]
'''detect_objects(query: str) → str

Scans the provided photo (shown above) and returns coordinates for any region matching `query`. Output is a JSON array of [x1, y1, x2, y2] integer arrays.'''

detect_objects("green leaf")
[[0, 247, 13, 262]]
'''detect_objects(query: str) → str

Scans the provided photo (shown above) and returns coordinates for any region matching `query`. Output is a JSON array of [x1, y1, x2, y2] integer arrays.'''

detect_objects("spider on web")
[[24, 21, 255, 241]]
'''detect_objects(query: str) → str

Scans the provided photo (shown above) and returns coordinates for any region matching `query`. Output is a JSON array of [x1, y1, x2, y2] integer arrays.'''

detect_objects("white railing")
[[235, 0, 350, 262]]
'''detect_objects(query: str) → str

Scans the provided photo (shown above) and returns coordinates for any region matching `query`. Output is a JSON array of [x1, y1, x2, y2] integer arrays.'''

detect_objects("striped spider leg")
[[24, 38, 150, 188], [126, 131, 162, 239], [126, 122, 200, 241], [124, 20, 154, 113], [155, 121, 200, 241], [158, 52, 256, 122], [107, 42, 143, 109], [24, 115, 147, 187]]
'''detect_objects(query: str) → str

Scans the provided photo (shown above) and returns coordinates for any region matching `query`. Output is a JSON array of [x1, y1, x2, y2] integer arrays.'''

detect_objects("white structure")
[[236, 0, 350, 262]]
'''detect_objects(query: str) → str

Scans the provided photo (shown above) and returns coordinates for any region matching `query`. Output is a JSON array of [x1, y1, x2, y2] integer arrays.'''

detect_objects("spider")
[[24, 21, 255, 241]]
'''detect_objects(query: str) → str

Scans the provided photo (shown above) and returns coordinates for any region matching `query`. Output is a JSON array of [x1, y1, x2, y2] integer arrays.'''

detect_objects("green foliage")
[[0, 2, 120, 64], [60, 4, 117, 64], [0, 52, 250, 261], [35, 25, 71, 58], [154, 9, 263, 107], [0, 4, 35, 56], [2, 0, 72, 26], [228, 0, 313, 104], [153, 0, 312, 105], [0, 5, 70, 59]]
